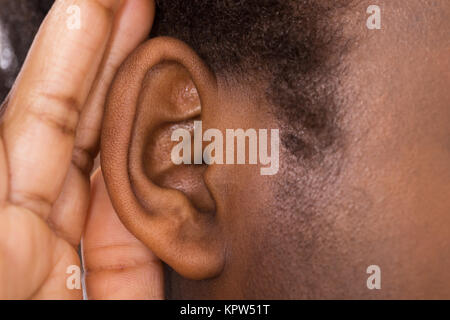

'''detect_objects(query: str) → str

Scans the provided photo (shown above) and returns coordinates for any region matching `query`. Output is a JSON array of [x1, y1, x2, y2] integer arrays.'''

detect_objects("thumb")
[[82, 169, 164, 299]]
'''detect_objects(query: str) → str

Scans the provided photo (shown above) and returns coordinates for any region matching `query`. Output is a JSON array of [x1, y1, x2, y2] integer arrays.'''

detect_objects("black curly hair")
[[1, 0, 352, 158], [151, 0, 353, 159]]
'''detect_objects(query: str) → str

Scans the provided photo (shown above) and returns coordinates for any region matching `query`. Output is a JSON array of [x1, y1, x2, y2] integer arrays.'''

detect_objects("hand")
[[0, 0, 162, 299]]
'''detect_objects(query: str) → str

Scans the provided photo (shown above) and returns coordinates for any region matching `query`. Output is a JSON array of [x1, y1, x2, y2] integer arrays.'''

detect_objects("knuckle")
[[92, 0, 117, 17], [85, 259, 160, 276], [27, 92, 81, 136], [8, 190, 53, 219], [72, 146, 94, 175]]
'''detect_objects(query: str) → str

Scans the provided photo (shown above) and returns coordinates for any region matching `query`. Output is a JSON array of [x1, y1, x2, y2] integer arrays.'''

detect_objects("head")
[[101, 0, 450, 298]]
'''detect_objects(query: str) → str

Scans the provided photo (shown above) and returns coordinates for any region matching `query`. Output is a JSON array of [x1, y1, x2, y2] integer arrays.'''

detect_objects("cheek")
[[331, 84, 450, 297], [203, 162, 281, 293]]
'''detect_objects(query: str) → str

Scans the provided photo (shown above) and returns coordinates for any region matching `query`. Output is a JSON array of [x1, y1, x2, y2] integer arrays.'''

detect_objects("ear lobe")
[[101, 37, 224, 280]]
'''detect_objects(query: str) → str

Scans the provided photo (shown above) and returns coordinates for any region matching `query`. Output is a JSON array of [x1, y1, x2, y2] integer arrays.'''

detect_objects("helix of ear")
[[101, 37, 225, 280]]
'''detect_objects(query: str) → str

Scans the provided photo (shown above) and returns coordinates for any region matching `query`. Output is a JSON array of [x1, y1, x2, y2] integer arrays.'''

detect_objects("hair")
[[151, 0, 353, 160], [1, 0, 352, 160], [0, 0, 53, 102]]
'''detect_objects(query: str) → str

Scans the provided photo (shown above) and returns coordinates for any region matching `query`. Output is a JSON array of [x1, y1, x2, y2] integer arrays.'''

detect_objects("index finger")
[[1, 0, 120, 217]]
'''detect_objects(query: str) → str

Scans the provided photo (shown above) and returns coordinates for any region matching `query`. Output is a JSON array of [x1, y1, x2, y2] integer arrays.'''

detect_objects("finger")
[[49, 0, 155, 246], [75, 0, 155, 158], [0, 139, 7, 204], [1, 0, 120, 219], [83, 169, 164, 300]]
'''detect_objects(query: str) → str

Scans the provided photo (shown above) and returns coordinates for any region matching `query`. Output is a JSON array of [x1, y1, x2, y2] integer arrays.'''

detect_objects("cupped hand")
[[0, 0, 162, 299]]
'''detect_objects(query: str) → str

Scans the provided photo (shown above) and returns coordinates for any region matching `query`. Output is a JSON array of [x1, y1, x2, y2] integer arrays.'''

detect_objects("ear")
[[101, 37, 224, 280]]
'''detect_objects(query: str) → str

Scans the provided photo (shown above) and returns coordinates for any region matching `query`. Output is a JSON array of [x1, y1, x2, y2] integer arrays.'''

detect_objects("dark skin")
[[0, 0, 158, 299], [0, 0, 449, 299]]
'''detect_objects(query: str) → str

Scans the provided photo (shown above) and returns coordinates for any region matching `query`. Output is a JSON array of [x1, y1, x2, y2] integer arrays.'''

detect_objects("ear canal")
[[101, 37, 224, 280]]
